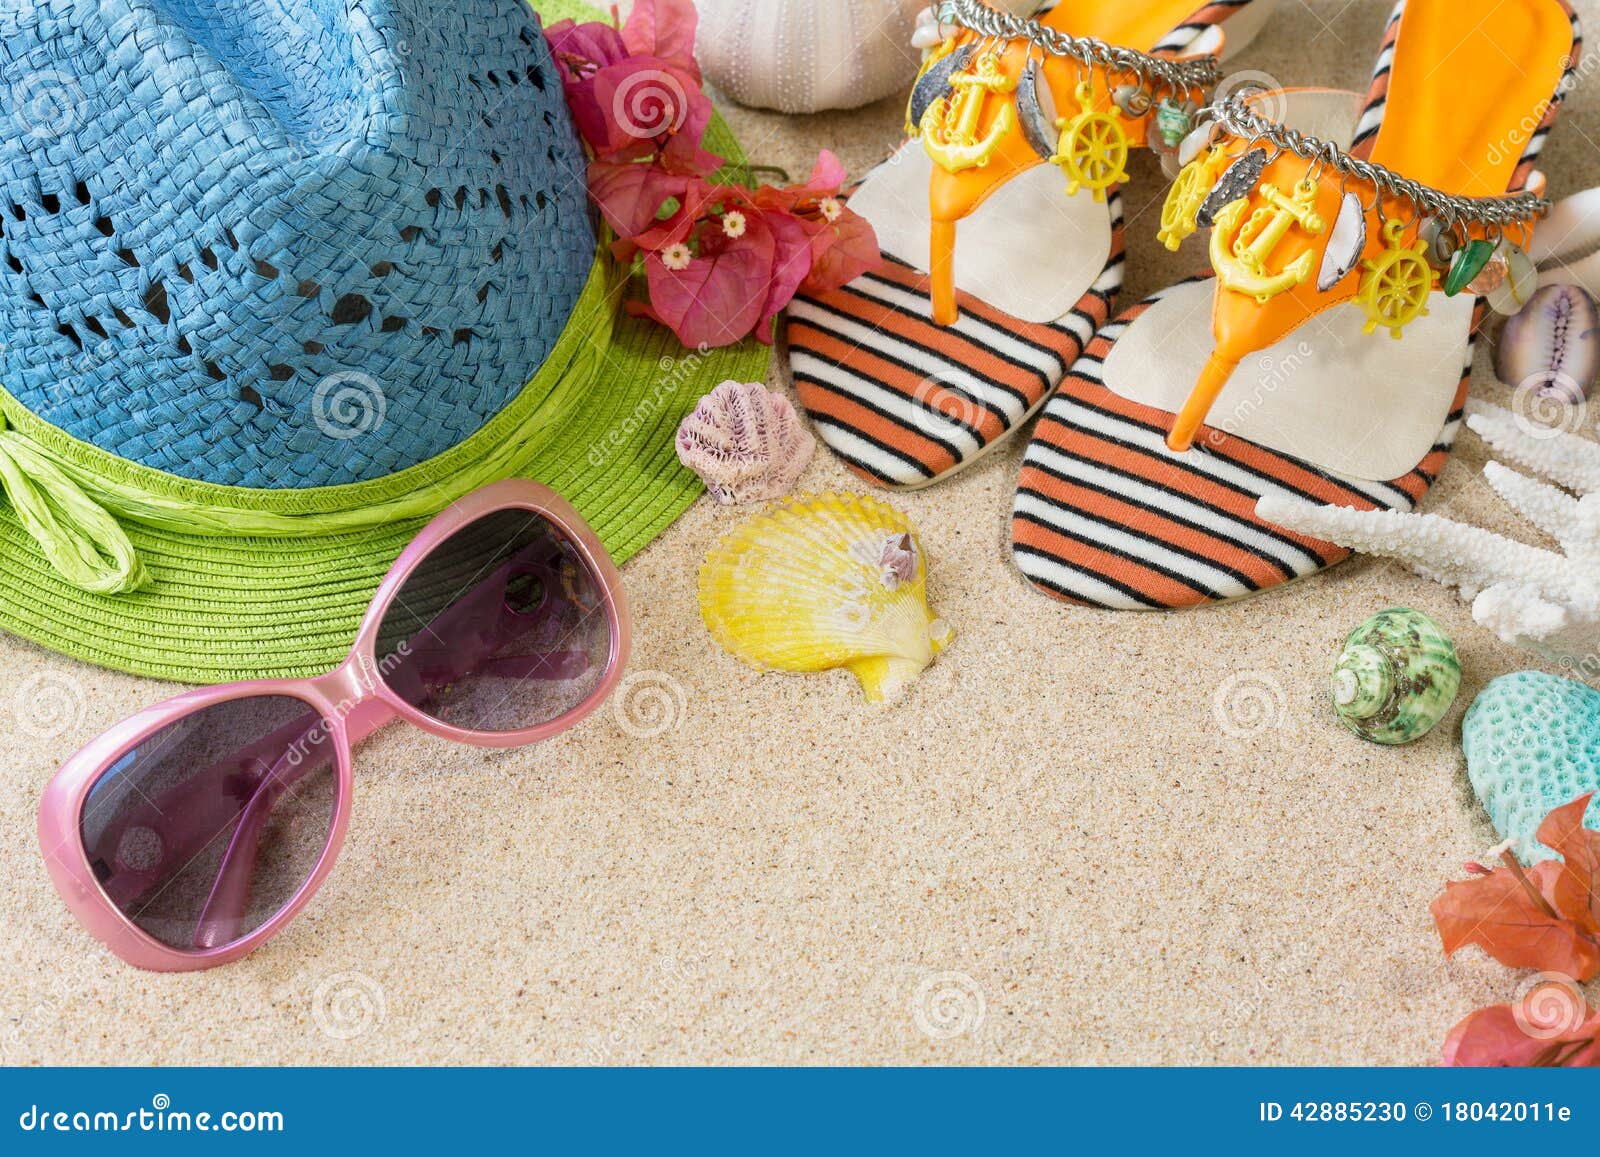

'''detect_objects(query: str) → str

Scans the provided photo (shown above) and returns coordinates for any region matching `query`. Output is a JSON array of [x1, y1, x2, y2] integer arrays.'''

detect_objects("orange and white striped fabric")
[[787, 192, 1122, 489], [1009, 0, 1581, 610], [1010, 281, 1475, 608], [785, 0, 1263, 490]]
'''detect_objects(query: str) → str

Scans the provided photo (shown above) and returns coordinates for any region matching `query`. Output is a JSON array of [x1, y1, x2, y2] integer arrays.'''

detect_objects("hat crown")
[[0, 0, 595, 488]]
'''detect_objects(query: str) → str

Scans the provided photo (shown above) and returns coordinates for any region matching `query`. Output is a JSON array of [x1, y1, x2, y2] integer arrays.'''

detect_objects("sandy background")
[[4, 0, 1600, 1065]]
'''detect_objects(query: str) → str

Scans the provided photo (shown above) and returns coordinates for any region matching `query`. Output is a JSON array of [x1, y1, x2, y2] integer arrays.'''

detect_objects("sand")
[[3, 0, 1598, 1064]]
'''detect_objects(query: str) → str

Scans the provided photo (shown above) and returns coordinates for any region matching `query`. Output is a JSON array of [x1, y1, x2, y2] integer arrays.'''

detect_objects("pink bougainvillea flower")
[[544, 18, 629, 156], [587, 56, 722, 173], [801, 206, 881, 294], [589, 167, 729, 265], [586, 161, 693, 243], [633, 215, 776, 349], [620, 0, 703, 84], [758, 203, 816, 340], [545, 19, 877, 348], [751, 151, 881, 295], [544, 10, 720, 175], [543, 17, 628, 84]]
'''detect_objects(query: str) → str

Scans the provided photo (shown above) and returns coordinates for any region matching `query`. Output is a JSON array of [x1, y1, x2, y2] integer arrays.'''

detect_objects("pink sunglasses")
[[38, 479, 631, 971]]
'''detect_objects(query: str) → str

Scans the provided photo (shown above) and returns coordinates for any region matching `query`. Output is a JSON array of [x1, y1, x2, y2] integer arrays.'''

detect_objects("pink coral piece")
[[676, 381, 815, 504]]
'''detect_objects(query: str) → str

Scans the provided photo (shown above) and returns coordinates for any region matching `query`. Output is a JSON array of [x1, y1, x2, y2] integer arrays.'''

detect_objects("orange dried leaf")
[[1442, 1002, 1600, 1067], [1430, 872, 1600, 981], [1539, 792, 1600, 936], [1430, 794, 1600, 982]]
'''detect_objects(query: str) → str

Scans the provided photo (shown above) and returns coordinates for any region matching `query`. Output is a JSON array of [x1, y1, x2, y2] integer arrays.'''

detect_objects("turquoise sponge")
[[1461, 671, 1600, 862]]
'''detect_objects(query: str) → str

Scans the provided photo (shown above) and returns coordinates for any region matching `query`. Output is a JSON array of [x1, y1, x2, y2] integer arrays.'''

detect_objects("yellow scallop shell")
[[698, 493, 953, 702]]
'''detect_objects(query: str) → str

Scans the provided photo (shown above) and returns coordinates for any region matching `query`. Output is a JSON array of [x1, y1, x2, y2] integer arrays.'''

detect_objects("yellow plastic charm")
[[1357, 218, 1434, 338], [1157, 148, 1227, 251], [920, 51, 1017, 174], [1050, 82, 1129, 202], [1210, 175, 1327, 304]]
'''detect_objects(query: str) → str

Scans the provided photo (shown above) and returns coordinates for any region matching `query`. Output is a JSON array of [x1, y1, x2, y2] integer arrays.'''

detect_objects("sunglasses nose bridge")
[[311, 653, 397, 746]]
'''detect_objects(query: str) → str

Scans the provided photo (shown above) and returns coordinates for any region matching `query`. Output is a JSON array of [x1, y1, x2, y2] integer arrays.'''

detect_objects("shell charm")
[[1111, 84, 1153, 119], [1015, 59, 1060, 162], [675, 381, 816, 505], [1418, 217, 1459, 272], [1196, 148, 1267, 229], [907, 41, 972, 137], [1153, 98, 1193, 149], [1493, 283, 1600, 404], [1486, 241, 1540, 316], [1316, 191, 1367, 291], [1356, 219, 1434, 338], [1331, 608, 1460, 745], [698, 494, 953, 703]]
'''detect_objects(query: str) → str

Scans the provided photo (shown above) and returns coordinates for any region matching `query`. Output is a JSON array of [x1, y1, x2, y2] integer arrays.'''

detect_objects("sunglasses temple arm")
[[190, 757, 288, 949], [189, 708, 370, 948], [88, 710, 333, 908]]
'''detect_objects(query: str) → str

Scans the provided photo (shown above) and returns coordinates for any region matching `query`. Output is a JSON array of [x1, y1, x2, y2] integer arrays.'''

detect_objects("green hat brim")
[[0, 0, 770, 683]]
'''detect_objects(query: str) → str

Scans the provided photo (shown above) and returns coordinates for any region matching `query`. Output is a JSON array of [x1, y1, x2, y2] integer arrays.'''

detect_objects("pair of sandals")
[[785, 0, 1582, 610]]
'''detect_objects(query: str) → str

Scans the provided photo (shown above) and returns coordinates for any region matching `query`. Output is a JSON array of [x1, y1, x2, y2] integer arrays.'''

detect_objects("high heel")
[[784, 0, 1276, 491], [1010, 0, 1582, 611]]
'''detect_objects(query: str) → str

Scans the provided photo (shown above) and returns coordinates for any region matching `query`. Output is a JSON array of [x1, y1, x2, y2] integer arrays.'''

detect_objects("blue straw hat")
[[0, 0, 767, 681]]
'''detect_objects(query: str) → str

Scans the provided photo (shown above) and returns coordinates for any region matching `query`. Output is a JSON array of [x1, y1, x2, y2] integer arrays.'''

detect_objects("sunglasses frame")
[[37, 479, 631, 971]]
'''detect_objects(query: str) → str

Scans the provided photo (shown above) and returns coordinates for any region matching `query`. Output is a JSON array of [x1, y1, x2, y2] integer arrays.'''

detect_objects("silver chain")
[[938, 0, 1222, 97], [1209, 93, 1548, 233]]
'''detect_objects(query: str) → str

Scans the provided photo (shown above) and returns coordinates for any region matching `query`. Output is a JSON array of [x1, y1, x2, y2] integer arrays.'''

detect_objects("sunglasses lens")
[[77, 695, 338, 952], [375, 507, 615, 733]]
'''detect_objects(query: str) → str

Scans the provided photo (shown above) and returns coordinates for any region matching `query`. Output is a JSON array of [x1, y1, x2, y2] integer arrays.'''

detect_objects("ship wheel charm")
[[1051, 82, 1129, 202], [1157, 148, 1225, 251], [1356, 218, 1434, 338]]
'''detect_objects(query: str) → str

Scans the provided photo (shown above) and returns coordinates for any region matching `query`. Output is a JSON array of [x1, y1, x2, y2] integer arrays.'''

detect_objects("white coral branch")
[[1482, 460, 1585, 544], [1254, 493, 1573, 601], [1256, 480, 1600, 673], [1465, 400, 1600, 494]]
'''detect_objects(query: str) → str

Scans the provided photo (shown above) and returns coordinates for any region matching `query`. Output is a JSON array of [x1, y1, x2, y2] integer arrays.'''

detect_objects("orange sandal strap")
[[1159, 0, 1575, 452], [917, 0, 1225, 325]]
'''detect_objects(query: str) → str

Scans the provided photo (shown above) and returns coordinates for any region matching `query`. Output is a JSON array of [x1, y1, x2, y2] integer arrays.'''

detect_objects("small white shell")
[[1317, 192, 1366, 291], [1177, 120, 1219, 167]]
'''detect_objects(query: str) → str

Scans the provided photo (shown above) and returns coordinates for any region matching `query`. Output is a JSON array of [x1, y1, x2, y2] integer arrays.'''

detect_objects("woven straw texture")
[[0, 0, 770, 682], [2, 0, 596, 488]]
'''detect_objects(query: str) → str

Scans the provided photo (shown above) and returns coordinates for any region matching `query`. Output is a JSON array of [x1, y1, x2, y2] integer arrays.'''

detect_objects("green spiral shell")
[[1331, 608, 1461, 744]]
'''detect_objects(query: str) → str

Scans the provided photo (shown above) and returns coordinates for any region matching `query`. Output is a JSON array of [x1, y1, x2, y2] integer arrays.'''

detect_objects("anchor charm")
[[1210, 175, 1327, 304], [920, 51, 1017, 174]]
